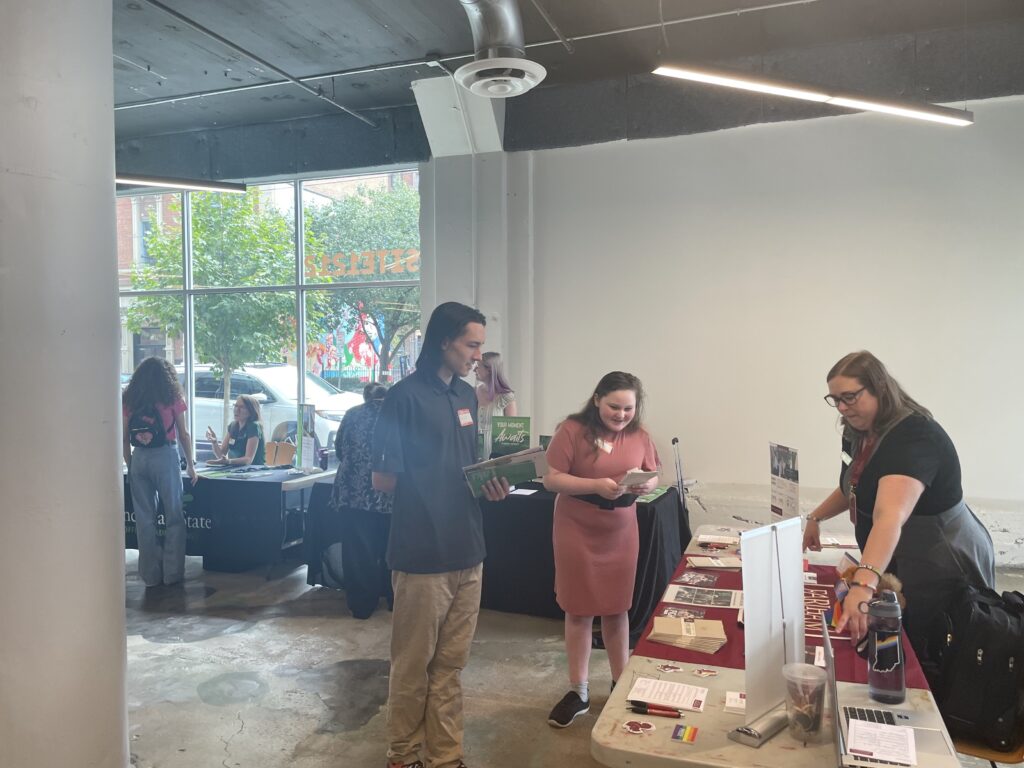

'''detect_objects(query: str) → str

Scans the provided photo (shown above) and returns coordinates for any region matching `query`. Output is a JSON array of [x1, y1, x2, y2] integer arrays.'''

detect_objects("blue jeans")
[[129, 444, 186, 586]]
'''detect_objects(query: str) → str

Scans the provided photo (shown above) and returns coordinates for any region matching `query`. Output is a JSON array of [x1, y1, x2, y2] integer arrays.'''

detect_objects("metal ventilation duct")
[[455, 0, 546, 98]]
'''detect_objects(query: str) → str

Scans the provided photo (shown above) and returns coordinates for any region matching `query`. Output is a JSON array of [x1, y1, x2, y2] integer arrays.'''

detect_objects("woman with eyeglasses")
[[803, 351, 994, 655], [205, 394, 266, 466], [474, 351, 517, 459]]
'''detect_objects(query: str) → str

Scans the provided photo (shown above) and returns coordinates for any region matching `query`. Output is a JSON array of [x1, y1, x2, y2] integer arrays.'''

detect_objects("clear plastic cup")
[[782, 662, 827, 742]]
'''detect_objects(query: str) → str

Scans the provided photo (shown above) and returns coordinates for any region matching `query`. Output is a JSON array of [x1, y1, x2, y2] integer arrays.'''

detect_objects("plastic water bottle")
[[867, 589, 906, 704]]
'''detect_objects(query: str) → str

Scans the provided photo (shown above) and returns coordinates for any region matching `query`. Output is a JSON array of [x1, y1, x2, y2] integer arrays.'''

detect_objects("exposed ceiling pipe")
[[115, 0, 820, 111], [458, 0, 528, 60], [454, 0, 546, 97]]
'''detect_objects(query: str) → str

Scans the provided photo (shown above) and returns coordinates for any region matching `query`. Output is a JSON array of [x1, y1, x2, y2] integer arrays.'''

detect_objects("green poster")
[[491, 416, 530, 457]]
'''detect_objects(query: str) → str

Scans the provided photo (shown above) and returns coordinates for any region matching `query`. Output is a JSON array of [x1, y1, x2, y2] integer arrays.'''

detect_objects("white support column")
[[0, 2, 127, 767]]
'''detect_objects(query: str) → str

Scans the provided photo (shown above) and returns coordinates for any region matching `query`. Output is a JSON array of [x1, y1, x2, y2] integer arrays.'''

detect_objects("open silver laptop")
[[822, 626, 960, 767]]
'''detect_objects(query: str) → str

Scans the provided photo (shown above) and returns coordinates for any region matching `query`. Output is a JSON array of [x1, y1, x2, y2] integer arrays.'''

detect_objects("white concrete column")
[[0, 2, 127, 767]]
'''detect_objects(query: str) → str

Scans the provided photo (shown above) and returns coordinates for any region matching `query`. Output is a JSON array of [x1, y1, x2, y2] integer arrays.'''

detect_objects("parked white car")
[[183, 364, 363, 456]]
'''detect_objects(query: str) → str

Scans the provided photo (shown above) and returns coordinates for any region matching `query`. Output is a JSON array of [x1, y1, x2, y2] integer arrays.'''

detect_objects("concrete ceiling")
[[113, 0, 1024, 178]]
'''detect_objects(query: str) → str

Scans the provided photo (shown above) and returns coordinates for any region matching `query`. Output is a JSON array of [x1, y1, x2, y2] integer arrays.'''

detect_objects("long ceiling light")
[[115, 175, 248, 193], [652, 65, 973, 127]]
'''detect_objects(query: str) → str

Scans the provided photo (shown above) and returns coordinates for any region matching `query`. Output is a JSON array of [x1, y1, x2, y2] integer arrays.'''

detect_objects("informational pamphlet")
[[648, 617, 727, 654], [463, 446, 549, 498], [847, 720, 917, 765], [770, 442, 800, 518], [299, 403, 317, 468], [626, 677, 708, 713], [490, 416, 530, 457], [662, 584, 744, 609]]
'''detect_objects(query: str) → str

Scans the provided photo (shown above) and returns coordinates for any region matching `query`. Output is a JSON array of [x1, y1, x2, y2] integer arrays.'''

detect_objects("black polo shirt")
[[372, 368, 485, 574]]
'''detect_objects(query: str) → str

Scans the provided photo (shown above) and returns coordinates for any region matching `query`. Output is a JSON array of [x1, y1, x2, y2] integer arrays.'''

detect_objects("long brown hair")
[[232, 394, 262, 428], [123, 357, 184, 413], [566, 371, 646, 452], [827, 351, 931, 438]]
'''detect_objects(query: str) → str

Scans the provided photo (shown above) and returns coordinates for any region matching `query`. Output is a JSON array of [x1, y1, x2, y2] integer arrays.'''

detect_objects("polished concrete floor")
[[125, 485, 1024, 768]]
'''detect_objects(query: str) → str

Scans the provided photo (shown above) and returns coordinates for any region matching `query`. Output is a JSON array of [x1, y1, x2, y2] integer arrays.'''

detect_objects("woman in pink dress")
[[543, 371, 660, 728]]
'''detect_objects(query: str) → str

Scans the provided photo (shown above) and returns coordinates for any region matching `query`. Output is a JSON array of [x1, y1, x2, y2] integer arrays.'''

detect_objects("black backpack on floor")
[[925, 585, 1024, 751]]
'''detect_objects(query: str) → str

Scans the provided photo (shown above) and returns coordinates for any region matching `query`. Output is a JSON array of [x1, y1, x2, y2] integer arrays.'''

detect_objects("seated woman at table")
[[475, 351, 517, 459], [542, 371, 660, 729], [205, 394, 266, 466], [803, 350, 995, 655], [122, 357, 197, 588]]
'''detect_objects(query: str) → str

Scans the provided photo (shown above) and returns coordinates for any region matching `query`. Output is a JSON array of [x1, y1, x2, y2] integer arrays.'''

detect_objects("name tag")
[[228, 438, 236, 446], [596, 438, 613, 454], [457, 408, 474, 427], [841, 451, 853, 466]]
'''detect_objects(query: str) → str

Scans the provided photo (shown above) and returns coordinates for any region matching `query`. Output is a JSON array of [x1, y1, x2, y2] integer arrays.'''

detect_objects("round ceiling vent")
[[453, 57, 546, 98]]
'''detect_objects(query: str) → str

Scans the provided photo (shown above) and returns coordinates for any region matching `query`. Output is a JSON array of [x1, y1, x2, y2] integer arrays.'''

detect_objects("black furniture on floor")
[[304, 482, 690, 640]]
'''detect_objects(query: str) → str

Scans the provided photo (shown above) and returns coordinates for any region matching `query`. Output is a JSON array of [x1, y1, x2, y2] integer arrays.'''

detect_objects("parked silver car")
[[183, 364, 362, 457]]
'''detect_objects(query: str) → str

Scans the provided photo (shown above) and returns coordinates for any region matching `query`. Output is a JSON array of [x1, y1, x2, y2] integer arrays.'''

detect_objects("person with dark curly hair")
[[122, 357, 197, 588]]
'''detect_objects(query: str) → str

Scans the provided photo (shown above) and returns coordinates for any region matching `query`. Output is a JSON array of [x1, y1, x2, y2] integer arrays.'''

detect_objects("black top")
[[842, 414, 963, 549], [228, 420, 265, 465], [372, 368, 484, 574], [331, 401, 391, 514]]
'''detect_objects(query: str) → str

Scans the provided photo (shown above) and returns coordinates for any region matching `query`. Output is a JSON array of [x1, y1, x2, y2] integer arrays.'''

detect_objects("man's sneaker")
[[547, 691, 590, 728], [387, 761, 424, 768]]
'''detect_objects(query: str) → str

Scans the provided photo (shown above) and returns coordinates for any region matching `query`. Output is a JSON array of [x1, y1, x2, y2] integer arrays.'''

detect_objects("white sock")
[[572, 681, 589, 703]]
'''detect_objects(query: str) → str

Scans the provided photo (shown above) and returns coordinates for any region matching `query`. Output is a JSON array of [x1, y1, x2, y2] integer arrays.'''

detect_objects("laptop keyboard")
[[843, 707, 906, 766], [844, 706, 897, 726]]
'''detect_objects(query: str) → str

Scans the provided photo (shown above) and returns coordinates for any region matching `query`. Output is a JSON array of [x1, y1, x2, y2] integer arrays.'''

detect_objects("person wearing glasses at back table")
[[802, 350, 995, 657]]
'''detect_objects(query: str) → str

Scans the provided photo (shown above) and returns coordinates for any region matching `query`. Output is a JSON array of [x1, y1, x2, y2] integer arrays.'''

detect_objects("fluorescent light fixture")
[[653, 65, 829, 103], [652, 65, 973, 127], [115, 175, 248, 193], [825, 96, 973, 127]]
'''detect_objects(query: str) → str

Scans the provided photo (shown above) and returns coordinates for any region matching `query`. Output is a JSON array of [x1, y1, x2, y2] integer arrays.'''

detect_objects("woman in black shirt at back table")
[[802, 350, 995, 655]]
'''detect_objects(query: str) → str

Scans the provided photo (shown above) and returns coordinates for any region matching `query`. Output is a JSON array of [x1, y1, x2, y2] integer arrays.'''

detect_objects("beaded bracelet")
[[855, 564, 883, 582]]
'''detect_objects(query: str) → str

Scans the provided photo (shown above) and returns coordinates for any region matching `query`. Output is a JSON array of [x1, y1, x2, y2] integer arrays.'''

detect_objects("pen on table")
[[629, 705, 682, 719], [626, 708, 684, 720]]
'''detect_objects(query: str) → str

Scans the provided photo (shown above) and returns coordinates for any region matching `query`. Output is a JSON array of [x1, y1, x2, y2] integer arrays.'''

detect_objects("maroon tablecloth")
[[632, 556, 929, 689]]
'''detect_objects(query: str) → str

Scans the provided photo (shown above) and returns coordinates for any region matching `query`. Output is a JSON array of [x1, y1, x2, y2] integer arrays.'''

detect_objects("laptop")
[[822, 626, 959, 767]]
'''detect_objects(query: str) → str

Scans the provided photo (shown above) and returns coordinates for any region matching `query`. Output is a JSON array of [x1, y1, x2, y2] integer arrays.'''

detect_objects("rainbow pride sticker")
[[671, 724, 698, 744]]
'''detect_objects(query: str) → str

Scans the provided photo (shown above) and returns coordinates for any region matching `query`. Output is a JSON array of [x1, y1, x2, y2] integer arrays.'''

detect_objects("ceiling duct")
[[454, 0, 546, 98]]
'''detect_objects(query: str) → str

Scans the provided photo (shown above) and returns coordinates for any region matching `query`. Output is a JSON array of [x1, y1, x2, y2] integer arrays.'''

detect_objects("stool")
[[954, 737, 1024, 767]]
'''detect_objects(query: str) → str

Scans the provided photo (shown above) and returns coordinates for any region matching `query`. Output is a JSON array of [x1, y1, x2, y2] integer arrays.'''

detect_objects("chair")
[[955, 737, 1024, 767]]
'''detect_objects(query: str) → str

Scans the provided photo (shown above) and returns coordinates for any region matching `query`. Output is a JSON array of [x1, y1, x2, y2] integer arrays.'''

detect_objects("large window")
[[117, 170, 421, 463]]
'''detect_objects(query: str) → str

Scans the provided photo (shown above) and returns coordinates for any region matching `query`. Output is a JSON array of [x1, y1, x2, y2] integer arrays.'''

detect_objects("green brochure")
[[491, 416, 530, 457]]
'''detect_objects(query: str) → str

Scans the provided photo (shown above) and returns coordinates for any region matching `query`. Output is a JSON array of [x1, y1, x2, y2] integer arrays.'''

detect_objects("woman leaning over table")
[[542, 371, 660, 729], [122, 357, 198, 588], [205, 394, 266, 466], [803, 351, 995, 655]]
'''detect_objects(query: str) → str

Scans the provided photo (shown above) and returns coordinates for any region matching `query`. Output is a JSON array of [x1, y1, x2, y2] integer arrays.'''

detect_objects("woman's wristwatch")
[[806, 513, 822, 525]]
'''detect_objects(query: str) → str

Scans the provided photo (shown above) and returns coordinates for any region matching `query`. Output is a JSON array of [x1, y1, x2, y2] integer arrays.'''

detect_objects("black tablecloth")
[[124, 468, 311, 572], [305, 482, 691, 640]]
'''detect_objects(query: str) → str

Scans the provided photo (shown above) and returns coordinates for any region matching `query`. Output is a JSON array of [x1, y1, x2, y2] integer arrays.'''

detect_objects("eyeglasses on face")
[[823, 387, 866, 408]]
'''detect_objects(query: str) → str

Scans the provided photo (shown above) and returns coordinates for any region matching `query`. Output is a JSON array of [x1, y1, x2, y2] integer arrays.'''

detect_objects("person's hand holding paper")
[[621, 467, 659, 494]]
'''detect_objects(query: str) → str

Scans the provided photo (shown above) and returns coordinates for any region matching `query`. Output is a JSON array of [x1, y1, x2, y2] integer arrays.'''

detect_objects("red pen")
[[629, 705, 681, 718], [628, 701, 683, 717]]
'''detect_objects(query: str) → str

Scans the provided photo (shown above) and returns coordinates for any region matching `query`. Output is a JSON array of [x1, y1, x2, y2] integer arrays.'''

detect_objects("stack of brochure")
[[463, 446, 549, 498], [648, 616, 728, 654], [686, 556, 742, 569]]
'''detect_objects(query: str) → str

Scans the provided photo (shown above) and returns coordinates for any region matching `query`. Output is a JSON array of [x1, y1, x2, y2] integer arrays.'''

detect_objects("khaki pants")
[[387, 564, 483, 768]]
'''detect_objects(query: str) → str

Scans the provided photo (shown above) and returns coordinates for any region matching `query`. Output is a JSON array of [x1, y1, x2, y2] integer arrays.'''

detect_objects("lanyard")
[[847, 434, 878, 520]]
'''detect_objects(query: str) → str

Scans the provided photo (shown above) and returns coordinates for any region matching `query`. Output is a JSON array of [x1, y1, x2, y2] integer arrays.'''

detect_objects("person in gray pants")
[[122, 357, 198, 588]]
